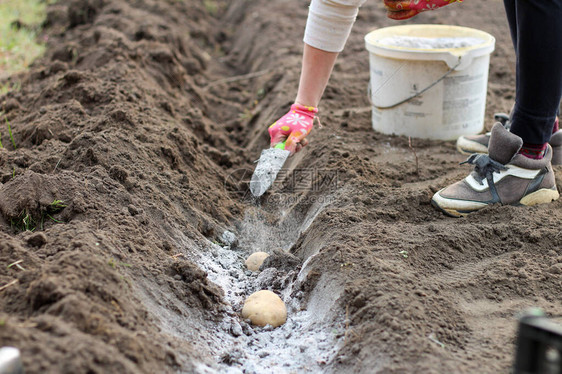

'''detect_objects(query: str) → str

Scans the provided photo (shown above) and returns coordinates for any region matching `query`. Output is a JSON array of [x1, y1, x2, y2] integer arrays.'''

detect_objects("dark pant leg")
[[508, 0, 562, 144], [503, 0, 517, 52]]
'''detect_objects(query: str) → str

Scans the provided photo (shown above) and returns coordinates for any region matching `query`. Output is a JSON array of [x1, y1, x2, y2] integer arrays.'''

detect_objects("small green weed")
[[46, 214, 62, 223], [40, 199, 66, 229], [22, 213, 35, 231], [5, 117, 16, 149], [238, 108, 253, 121], [108, 259, 132, 268], [203, 0, 218, 15], [11, 210, 36, 232], [0, 81, 21, 96], [50, 199, 67, 211], [7, 260, 25, 271], [0, 111, 3, 149], [11, 199, 67, 232]]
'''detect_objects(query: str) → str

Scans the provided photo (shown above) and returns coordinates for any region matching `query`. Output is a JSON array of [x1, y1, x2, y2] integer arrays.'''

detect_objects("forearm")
[[270, 0, 367, 151], [298, 0, 367, 106], [295, 44, 338, 108]]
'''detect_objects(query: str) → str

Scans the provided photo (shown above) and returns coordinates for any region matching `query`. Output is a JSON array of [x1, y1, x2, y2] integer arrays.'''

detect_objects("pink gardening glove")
[[384, 0, 463, 20], [268, 103, 318, 154]]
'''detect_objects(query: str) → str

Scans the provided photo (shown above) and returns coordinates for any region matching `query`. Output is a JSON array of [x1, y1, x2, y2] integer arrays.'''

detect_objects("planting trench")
[[136, 199, 346, 373], [1, 0, 562, 373]]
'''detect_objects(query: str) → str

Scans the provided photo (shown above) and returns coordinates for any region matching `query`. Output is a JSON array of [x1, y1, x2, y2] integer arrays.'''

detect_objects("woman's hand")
[[384, 0, 463, 20], [268, 103, 318, 154]]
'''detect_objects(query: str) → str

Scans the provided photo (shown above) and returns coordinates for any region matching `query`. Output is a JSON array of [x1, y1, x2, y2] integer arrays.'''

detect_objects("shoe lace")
[[460, 154, 507, 185]]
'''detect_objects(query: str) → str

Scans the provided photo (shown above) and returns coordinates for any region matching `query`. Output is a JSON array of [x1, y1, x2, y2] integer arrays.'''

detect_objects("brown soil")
[[1, 0, 561, 373]]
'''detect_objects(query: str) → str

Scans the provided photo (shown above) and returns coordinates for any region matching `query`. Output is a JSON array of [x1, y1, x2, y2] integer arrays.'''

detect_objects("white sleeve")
[[303, 0, 368, 53]]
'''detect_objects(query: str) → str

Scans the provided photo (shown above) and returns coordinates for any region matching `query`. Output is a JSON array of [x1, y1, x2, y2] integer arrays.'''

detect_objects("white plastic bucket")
[[364, 25, 495, 140]]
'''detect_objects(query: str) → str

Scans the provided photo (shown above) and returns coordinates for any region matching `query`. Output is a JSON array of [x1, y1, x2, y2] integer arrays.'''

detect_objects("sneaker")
[[432, 123, 559, 217], [456, 113, 509, 155], [456, 115, 562, 165]]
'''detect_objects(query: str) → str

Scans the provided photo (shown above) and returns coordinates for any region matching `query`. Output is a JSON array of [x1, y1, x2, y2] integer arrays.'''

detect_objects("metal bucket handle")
[[368, 57, 461, 110]]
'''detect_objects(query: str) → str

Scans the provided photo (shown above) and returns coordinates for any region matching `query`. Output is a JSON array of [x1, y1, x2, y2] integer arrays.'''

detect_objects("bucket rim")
[[364, 24, 495, 56]]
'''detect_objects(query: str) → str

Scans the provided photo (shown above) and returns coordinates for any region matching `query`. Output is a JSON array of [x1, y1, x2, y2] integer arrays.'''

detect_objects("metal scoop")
[[250, 141, 290, 197]]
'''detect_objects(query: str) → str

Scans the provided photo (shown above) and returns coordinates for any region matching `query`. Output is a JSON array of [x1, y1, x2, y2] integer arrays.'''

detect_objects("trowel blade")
[[250, 148, 290, 197]]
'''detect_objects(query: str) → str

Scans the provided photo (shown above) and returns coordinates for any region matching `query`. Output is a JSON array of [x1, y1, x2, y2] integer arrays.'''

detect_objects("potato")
[[245, 252, 269, 272], [241, 290, 287, 327]]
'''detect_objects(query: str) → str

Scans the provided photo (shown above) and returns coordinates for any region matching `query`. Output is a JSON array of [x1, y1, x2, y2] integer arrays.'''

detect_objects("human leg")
[[456, 0, 562, 159], [503, 0, 517, 52], [432, 124, 559, 217], [431, 0, 562, 216], [455, 115, 562, 163], [509, 0, 562, 149]]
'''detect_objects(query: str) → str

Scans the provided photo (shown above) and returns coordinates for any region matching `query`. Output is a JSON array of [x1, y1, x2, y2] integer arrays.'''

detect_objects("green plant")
[[21, 213, 35, 231], [238, 108, 253, 121], [11, 210, 36, 232], [108, 259, 132, 268], [0, 111, 3, 149], [50, 199, 67, 210], [5, 117, 15, 149], [11, 199, 67, 232], [7, 260, 25, 271], [46, 214, 62, 223], [0, 81, 21, 96], [203, 0, 218, 15], [41, 199, 66, 228]]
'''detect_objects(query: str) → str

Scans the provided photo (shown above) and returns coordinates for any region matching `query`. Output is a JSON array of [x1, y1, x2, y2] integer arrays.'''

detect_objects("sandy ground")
[[1, 0, 561, 373]]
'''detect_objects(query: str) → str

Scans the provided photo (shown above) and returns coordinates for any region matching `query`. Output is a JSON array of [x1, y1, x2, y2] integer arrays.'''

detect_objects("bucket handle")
[[368, 57, 461, 110]]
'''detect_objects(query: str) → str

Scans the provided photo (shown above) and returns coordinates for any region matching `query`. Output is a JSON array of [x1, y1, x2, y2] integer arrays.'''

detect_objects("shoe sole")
[[520, 187, 560, 206], [430, 199, 467, 218], [552, 145, 562, 166], [456, 136, 489, 155], [431, 187, 560, 218]]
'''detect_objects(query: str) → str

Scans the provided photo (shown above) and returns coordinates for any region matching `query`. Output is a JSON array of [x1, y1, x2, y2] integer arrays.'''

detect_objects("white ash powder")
[[378, 36, 483, 49]]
